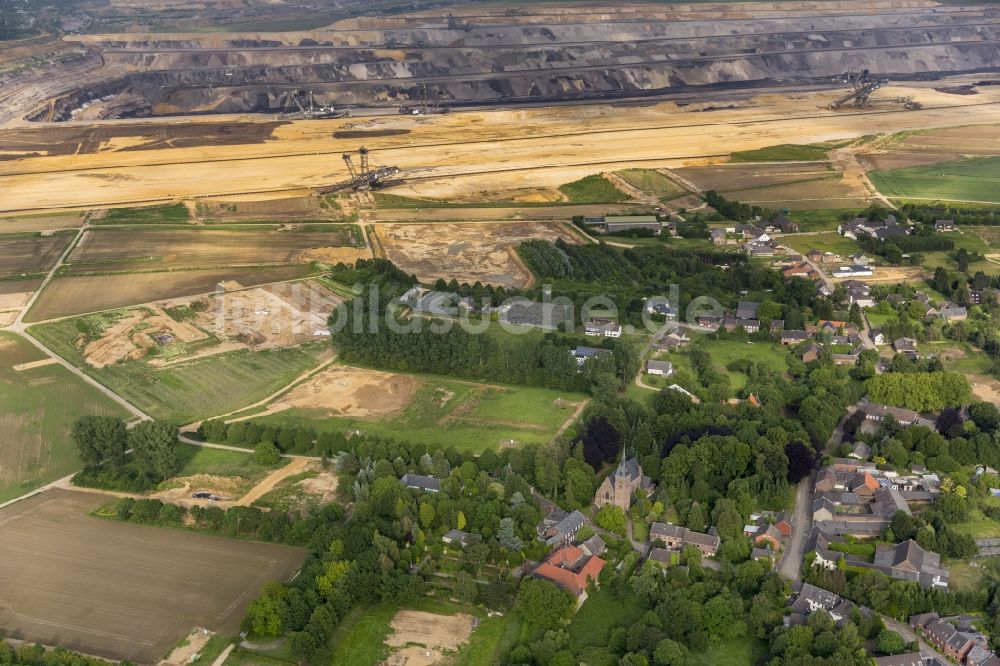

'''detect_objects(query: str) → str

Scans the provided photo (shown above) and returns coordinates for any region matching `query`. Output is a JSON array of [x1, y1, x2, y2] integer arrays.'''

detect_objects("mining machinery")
[[275, 89, 350, 120], [399, 83, 450, 115], [317, 146, 402, 194], [828, 69, 887, 110]]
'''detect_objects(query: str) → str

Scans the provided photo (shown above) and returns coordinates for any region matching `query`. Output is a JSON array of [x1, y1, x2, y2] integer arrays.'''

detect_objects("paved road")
[[777, 474, 814, 581], [882, 615, 951, 664]]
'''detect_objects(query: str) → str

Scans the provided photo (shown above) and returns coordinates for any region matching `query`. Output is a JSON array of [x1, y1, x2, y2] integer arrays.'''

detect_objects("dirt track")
[[0, 489, 305, 663]]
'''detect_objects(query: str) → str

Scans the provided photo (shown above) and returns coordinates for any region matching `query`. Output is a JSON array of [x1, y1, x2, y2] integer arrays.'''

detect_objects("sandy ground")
[[253, 365, 424, 419], [235, 458, 309, 507], [382, 611, 476, 666], [374, 221, 576, 287], [0, 311, 18, 326], [3, 84, 1000, 213], [970, 375, 1000, 406], [160, 628, 213, 666], [83, 305, 207, 368]]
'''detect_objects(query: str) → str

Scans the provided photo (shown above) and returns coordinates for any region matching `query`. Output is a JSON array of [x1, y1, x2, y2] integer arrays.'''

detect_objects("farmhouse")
[[783, 262, 814, 278], [645, 360, 673, 376], [649, 522, 720, 557], [871, 539, 949, 588], [657, 332, 690, 351], [710, 228, 729, 246], [893, 337, 918, 355], [594, 457, 655, 512], [768, 214, 799, 233], [736, 300, 761, 319], [787, 582, 864, 628], [532, 544, 606, 597], [722, 317, 760, 333], [936, 305, 968, 321], [934, 219, 957, 232], [780, 330, 810, 345], [537, 508, 587, 547]]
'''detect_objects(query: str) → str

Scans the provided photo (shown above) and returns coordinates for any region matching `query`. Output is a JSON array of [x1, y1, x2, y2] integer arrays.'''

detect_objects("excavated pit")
[[8, 0, 1000, 122]]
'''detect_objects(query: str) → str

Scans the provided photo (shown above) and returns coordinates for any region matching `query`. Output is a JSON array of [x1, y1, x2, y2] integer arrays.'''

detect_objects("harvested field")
[[856, 152, 962, 172], [0, 489, 305, 663], [892, 125, 1000, 156], [673, 163, 836, 192], [0, 332, 131, 504], [0, 232, 74, 277], [383, 610, 475, 666], [65, 227, 363, 273], [372, 203, 650, 222], [374, 221, 576, 287], [0, 279, 41, 310], [0, 213, 82, 233], [734, 177, 869, 210], [24, 265, 313, 321], [252, 365, 424, 420]]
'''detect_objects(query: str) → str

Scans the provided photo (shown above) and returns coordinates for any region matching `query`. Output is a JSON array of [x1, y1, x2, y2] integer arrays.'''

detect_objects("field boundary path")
[[235, 458, 310, 507]]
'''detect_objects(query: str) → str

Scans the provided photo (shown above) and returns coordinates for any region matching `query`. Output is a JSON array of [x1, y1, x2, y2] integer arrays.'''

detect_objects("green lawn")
[[730, 143, 830, 163], [559, 175, 629, 204], [925, 342, 997, 375], [782, 231, 861, 258], [568, 586, 646, 652], [690, 638, 768, 666], [27, 317, 329, 423], [249, 378, 586, 452], [172, 443, 280, 483], [0, 332, 132, 503], [946, 559, 994, 595], [615, 168, 687, 201], [951, 509, 1000, 539], [920, 232, 1000, 276], [98, 203, 191, 225], [871, 156, 1000, 204]]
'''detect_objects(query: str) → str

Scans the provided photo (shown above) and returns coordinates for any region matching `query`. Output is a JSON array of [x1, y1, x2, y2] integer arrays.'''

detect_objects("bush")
[[255, 440, 282, 465], [594, 505, 627, 536]]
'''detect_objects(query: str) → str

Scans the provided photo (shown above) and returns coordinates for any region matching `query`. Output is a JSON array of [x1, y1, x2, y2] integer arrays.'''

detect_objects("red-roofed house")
[[532, 544, 606, 597]]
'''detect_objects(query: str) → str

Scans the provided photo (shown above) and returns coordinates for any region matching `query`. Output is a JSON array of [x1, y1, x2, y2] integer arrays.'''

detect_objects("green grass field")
[[171, 443, 279, 483], [871, 156, 1000, 204], [0, 332, 132, 503], [615, 168, 687, 201], [27, 317, 329, 423], [559, 175, 629, 204], [98, 203, 191, 225], [567, 586, 646, 654], [920, 232, 1000, 276], [697, 339, 789, 390], [729, 143, 831, 163], [249, 377, 586, 451], [690, 638, 769, 666], [782, 231, 862, 259], [925, 342, 997, 375]]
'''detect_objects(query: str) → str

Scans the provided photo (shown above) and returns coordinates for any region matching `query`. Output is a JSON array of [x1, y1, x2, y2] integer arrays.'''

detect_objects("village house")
[[645, 360, 673, 376], [532, 544, 606, 598], [649, 522, 721, 557], [934, 219, 957, 232], [768, 213, 800, 233], [657, 331, 690, 351], [783, 262, 814, 279], [710, 228, 729, 246], [569, 346, 612, 367], [400, 473, 441, 493], [871, 539, 949, 588], [442, 529, 482, 548], [584, 317, 622, 337], [594, 457, 655, 513], [780, 330, 810, 346], [722, 317, 760, 333], [912, 614, 989, 663], [786, 582, 867, 628]]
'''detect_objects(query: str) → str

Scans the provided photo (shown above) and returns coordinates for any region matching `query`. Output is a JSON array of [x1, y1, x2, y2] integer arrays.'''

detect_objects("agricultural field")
[[0, 278, 42, 313], [0, 332, 131, 504], [736, 176, 869, 210], [674, 162, 836, 193], [0, 489, 305, 663], [614, 168, 686, 201], [373, 221, 578, 288], [97, 203, 191, 224], [786, 208, 858, 232], [24, 265, 316, 321], [870, 156, 1000, 204], [242, 364, 587, 451], [885, 124, 1000, 158], [64, 226, 365, 274], [0, 212, 83, 233], [28, 313, 332, 422], [0, 231, 74, 277]]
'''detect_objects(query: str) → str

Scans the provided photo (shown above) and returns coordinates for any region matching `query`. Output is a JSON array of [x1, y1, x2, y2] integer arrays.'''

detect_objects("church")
[[594, 456, 655, 512]]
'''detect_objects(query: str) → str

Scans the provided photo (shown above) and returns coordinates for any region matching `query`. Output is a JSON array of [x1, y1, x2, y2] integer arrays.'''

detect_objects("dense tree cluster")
[[901, 202, 1000, 227], [865, 372, 971, 411], [199, 418, 344, 457], [0, 642, 127, 666], [71, 417, 181, 491]]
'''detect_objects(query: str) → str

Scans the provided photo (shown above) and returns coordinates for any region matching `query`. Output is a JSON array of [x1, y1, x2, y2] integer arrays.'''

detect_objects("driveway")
[[777, 474, 813, 581]]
